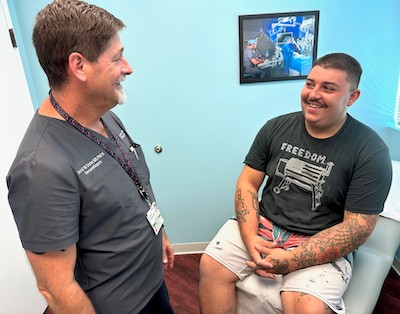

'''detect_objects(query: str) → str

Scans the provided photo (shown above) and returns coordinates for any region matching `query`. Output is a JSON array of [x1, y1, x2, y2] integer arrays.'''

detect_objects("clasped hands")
[[246, 236, 292, 279]]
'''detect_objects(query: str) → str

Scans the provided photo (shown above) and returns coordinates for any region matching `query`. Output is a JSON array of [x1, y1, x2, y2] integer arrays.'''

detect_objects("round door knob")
[[154, 145, 163, 153]]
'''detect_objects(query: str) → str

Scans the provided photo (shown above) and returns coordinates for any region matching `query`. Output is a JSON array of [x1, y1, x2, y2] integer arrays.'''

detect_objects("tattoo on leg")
[[297, 293, 333, 313]]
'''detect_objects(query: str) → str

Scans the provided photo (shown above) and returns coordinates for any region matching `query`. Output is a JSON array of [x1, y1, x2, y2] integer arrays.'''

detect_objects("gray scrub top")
[[7, 111, 164, 313]]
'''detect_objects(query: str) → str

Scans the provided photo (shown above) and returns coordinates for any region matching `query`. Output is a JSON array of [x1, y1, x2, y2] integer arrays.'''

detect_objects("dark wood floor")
[[165, 254, 201, 314], [164, 254, 400, 314]]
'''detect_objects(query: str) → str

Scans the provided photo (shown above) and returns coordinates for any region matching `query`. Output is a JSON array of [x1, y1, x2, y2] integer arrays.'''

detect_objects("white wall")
[[0, 1, 46, 313]]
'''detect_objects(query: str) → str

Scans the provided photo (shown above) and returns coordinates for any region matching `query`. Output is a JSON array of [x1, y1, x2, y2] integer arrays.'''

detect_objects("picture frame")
[[239, 11, 319, 84]]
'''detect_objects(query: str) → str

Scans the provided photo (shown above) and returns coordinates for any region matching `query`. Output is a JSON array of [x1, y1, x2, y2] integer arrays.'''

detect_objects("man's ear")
[[347, 89, 361, 107], [67, 52, 88, 82]]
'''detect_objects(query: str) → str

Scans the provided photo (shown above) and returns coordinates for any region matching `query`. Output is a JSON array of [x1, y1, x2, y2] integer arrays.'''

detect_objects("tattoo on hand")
[[270, 257, 289, 274]]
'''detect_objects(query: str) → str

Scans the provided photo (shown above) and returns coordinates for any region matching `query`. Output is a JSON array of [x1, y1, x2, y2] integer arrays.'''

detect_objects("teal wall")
[[8, 0, 400, 244]]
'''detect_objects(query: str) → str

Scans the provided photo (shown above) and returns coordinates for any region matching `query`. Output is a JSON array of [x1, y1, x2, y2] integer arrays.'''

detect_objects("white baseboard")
[[172, 242, 209, 255], [393, 256, 400, 276]]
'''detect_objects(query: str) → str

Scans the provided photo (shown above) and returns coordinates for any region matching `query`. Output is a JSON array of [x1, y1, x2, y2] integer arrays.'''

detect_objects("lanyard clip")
[[139, 185, 151, 206], [139, 185, 147, 199]]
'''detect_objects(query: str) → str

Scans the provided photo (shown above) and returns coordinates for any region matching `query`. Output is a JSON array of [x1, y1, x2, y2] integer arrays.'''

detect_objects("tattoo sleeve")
[[289, 213, 377, 272]]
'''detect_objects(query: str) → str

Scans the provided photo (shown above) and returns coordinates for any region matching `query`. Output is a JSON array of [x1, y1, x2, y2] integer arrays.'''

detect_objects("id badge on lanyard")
[[146, 202, 164, 235]]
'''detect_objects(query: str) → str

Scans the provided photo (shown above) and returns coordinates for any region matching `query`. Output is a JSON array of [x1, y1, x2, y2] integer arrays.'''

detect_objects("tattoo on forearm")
[[291, 213, 377, 270], [291, 245, 319, 269], [235, 188, 249, 222], [248, 190, 260, 217]]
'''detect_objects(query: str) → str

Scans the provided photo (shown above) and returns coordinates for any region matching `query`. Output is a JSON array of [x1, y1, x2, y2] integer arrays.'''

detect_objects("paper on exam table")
[[380, 160, 400, 222]]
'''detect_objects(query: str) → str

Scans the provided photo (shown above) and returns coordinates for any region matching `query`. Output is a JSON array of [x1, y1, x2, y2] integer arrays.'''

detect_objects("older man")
[[7, 1, 174, 313]]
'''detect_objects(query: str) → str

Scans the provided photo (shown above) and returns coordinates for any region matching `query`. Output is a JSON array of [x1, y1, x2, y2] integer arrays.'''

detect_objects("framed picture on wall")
[[239, 11, 319, 84]]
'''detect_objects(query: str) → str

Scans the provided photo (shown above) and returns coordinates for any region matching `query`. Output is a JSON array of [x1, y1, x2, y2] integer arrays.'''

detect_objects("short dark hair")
[[33, 0, 125, 89], [312, 53, 363, 90]]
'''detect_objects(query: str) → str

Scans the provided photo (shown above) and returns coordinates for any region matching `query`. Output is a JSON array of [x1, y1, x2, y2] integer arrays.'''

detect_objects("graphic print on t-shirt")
[[273, 157, 334, 211]]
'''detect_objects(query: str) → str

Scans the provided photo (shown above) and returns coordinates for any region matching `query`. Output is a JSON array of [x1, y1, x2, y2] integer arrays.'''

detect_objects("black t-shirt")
[[245, 112, 392, 235], [7, 111, 163, 313]]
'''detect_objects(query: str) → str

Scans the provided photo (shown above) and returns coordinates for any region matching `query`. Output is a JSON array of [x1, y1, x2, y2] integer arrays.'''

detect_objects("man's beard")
[[117, 87, 127, 105], [117, 76, 128, 105]]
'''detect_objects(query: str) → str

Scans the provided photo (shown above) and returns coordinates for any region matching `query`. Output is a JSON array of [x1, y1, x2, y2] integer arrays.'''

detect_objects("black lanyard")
[[49, 92, 152, 206]]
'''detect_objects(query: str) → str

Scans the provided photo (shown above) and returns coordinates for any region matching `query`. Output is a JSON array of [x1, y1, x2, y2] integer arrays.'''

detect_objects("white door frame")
[[0, 0, 47, 312]]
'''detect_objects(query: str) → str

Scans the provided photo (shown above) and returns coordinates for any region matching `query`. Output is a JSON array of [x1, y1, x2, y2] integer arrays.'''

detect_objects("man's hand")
[[246, 244, 292, 278], [162, 229, 174, 269], [243, 236, 280, 279], [244, 235, 280, 262]]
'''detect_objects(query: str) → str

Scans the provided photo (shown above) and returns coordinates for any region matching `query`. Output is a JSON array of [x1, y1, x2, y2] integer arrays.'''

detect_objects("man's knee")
[[281, 291, 334, 314], [199, 254, 239, 314], [199, 253, 238, 284], [199, 254, 222, 279]]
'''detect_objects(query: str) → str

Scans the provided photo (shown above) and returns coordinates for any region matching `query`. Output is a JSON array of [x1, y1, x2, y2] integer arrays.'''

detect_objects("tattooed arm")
[[249, 211, 378, 276], [235, 165, 263, 223], [235, 165, 279, 274]]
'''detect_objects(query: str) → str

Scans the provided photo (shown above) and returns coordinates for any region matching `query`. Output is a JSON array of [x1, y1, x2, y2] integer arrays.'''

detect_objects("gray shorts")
[[204, 219, 352, 314]]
